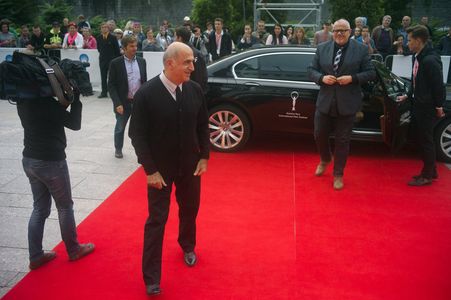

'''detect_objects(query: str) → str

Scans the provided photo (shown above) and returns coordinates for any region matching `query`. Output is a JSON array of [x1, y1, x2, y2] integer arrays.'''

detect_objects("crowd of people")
[[2, 14, 450, 63]]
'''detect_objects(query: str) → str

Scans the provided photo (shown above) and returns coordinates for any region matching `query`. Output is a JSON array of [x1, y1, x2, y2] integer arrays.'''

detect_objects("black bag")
[[60, 59, 93, 96], [0, 52, 55, 101], [0, 51, 91, 103]]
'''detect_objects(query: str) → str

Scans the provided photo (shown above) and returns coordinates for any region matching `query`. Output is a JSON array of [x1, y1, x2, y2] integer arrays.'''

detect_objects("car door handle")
[[244, 82, 260, 87]]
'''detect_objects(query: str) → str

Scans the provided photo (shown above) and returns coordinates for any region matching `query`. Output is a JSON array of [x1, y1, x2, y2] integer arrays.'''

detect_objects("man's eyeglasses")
[[333, 29, 350, 34]]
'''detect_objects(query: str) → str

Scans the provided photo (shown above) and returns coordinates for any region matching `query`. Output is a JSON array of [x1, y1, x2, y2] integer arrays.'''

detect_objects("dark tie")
[[175, 86, 182, 103], [333, 47, 343, 75]]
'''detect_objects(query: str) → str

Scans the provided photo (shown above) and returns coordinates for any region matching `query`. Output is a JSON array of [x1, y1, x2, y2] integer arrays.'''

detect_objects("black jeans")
[[99, 60, 110, 95], [142, 173, 201, 285], [412, 103, 437, 178], [314, 111, 355, 177]]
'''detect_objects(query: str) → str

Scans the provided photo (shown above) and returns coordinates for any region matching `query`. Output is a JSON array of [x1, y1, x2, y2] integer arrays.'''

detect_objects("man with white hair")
[[129, 42, 210, 295], [308, 19, 376, 190]]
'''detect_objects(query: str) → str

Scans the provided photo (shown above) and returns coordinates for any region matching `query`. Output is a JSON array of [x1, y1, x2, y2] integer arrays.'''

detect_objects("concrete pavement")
[[0, 94, 139, 297]]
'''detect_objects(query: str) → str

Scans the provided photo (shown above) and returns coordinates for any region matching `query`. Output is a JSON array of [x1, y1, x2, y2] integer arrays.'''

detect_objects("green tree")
[[0, 0, 38, 26], [38, 0, 73, 29], [328, 0, 384, 29], [192, 0, 255, 40]]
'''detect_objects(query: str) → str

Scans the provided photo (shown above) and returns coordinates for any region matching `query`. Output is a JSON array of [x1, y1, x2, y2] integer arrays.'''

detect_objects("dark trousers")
[[99, 60, 110, 96], [412, 104, 437, 178], [22, 157, 79, 261], [314, 110, 355, 177], [142, 173, 201, 285], [114, 107, 131, 150]]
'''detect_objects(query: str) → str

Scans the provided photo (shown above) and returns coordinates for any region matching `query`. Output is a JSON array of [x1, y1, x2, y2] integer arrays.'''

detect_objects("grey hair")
[[333, 19, 351, 29]]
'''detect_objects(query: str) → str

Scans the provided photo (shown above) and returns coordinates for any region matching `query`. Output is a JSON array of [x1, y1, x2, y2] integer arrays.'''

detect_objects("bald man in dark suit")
[[129, 42, 209, 296]]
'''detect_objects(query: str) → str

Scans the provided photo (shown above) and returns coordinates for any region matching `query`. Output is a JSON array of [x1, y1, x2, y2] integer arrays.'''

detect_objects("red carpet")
[[3, 137, 451, 300]]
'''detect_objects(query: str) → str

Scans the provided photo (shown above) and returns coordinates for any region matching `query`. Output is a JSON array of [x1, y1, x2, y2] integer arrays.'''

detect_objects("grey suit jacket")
[[308, 39, 376, 116], [108, 56, 147, 111]]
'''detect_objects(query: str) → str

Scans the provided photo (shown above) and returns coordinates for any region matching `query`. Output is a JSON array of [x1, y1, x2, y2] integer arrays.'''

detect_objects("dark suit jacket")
[[108, 56, 147, 111], [308, 39, 376, 116], [208, 31, 232, 61], [97, 33, 120, 64], [190, 45, 208, 93], [129, 76, 210, 178], [409, 44, 445, 108]]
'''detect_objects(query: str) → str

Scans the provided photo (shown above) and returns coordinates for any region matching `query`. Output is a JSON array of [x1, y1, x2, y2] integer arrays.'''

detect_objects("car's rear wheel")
[[435, 118, 451, 163], [208, 105, 251, 152]]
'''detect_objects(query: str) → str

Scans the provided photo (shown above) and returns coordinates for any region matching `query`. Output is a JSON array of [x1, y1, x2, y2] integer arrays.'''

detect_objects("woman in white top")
[[62, 23, 83, 49], [265, 23, 288, 46]]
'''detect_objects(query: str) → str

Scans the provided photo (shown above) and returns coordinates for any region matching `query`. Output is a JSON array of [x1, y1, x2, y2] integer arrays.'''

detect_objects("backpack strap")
[[36, 57, 74, 107]]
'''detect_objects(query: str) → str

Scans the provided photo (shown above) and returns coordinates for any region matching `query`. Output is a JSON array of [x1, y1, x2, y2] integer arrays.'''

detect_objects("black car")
[[205, 46, 451, 163]]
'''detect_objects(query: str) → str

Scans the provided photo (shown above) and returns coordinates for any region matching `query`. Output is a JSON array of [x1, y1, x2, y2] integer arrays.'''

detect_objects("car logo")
[[291, 91, 299, 111]]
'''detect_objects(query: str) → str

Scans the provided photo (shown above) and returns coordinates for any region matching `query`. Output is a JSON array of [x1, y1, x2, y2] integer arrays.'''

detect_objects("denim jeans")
[[22, 157, 79, 261], [114, 108, 131, 150]]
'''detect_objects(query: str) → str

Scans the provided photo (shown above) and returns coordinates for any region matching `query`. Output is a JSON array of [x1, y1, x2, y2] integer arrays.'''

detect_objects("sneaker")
[[333, 176, 344, 190], [315, 161, 330, 176], [115, 149, 123, 158], [29, 251, 56, 270], [69, 243, 95, 261]]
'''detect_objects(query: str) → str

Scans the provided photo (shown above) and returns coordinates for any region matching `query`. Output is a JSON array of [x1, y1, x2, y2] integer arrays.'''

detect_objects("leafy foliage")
[[0, 0, 38, 26], [328, 0, 385, 29], [38, 0, 73, 30]]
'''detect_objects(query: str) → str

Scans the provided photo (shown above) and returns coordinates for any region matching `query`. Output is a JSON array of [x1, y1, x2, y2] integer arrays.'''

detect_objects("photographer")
[[17, 88, 95, 269], [190, 25, 208, 62]]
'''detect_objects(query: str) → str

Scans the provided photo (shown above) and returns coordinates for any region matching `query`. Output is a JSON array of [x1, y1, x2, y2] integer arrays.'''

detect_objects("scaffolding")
[[253, 0, 324, 32]]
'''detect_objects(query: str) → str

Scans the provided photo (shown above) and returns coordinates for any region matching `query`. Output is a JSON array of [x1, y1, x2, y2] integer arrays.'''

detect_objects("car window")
[[234, 53, 313, 82]]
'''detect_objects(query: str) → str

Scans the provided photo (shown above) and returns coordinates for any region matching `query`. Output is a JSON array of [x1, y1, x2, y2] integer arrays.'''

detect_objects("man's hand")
[[193, 159, 208, 176], [147, 172, 167, 190], [336, 75, 352, 85], [322, 75, 337, 85], [116, 105, 124, 115], [436, 107, 445, 118]]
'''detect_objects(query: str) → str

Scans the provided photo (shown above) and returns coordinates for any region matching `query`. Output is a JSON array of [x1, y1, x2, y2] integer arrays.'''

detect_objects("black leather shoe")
[[412, 173, 438, 180], [146, 284, 161, 295], [408, 176, 432, 186], [184, 251, 197, 267], [29, 251, 57, 270], [97, 93, 107, 98], [115, 149, 123, 158]]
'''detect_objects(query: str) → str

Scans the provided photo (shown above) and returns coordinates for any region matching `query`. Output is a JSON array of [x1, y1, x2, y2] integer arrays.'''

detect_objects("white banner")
[[142, 51, 165, 80], [391, 55, 450, 83], [0, 48, 23, 62]]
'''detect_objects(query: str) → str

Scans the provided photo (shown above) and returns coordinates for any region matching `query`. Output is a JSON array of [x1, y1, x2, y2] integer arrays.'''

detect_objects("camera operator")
[[16, 89, 95, 269]]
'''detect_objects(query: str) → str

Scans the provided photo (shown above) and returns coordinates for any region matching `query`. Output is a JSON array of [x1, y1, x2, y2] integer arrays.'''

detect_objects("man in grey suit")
[[308, 19, 376, 190]]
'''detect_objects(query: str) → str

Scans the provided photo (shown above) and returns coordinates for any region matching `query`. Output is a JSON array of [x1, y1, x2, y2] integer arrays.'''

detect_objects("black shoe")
[[146, 284, 161, 295], [408, 176, 432, 186], [29, 251, 57, 270], [412, 173, 438, 180], [115, 149, 123, 158], [184, 251, 197, 267], [98, 93, 107, 98]]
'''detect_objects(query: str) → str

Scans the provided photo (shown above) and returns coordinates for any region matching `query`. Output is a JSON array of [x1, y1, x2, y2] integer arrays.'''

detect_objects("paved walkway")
[[0, 94, 139, 297]]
